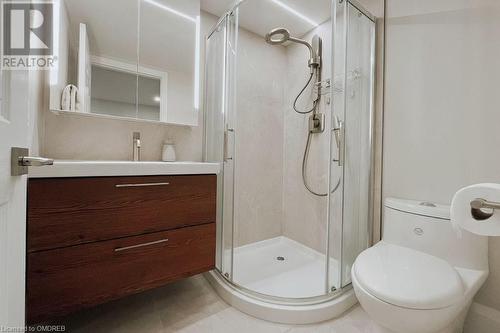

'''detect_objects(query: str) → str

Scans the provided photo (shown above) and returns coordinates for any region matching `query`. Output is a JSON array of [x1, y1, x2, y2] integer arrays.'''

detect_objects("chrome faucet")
[[132, 132, 141, 161]]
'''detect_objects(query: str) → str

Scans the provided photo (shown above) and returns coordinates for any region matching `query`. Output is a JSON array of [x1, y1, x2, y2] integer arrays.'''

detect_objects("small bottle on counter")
[[162, 140, 176, 162]]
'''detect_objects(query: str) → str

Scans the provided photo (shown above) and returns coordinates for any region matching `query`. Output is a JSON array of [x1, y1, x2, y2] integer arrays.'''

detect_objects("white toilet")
[[352, 198, 489, 333]]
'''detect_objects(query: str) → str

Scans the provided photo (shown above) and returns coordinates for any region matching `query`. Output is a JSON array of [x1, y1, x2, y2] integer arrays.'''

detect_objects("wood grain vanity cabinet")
[[26, 174, 217, 324]]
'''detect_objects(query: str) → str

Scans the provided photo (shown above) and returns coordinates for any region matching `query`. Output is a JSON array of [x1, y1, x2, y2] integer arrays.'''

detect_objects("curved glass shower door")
[[204, 0, 376, 302], [329, 0, 376, 290], [204, 12, 237, 277]]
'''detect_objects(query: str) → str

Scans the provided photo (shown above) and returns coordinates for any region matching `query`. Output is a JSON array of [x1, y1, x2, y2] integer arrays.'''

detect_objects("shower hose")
[[294, 73, 341, 197]]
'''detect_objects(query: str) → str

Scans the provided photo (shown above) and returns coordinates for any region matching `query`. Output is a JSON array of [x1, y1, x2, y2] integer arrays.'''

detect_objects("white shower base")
[[232, 236, 335, 298], [205, 236, 357, 324]]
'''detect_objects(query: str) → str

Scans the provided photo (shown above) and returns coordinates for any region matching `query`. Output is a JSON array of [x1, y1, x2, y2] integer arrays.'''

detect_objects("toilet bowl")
[[352, 198, 489, 333]]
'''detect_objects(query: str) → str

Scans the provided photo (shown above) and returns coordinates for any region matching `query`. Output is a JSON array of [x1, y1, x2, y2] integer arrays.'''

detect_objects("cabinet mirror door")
[[138, 0, 200, 125], [49, 0, 200, 126]]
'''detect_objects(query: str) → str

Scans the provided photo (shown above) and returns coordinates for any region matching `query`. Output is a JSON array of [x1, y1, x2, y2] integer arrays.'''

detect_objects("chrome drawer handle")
[[114, 238, 169, 252], [115, 182, 170, 188]]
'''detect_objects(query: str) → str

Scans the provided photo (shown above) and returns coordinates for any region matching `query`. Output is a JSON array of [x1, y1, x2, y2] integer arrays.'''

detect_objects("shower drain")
[[276, 256, 285, 261]]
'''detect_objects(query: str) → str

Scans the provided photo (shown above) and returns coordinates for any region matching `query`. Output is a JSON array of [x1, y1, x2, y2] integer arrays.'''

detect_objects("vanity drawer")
[[27, 223, 216, 323], [28, 174, 216, 252]]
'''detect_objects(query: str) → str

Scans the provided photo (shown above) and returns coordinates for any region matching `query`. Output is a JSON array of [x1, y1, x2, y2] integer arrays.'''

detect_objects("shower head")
[[265, 27, 321, 69], [265, 28, 290, 45]]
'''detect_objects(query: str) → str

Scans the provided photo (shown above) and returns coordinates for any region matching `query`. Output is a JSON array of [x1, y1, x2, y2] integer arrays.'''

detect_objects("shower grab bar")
[[470, 198, 500, 221]]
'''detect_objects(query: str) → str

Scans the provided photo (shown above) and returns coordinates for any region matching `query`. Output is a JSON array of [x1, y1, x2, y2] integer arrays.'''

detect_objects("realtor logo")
[[1, 1, 56, 69]]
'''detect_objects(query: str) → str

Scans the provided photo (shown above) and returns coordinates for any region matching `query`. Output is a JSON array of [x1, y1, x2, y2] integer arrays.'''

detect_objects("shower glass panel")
[[330, 0, 376, 289], [204, 14, 236, 276], [204, 0, 375, 302]]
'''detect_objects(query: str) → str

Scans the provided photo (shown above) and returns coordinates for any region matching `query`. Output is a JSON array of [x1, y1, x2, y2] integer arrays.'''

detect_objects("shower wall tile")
[[233, 27, 287, 247]]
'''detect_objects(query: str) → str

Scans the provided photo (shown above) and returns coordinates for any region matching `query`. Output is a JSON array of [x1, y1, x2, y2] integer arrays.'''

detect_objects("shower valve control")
[[309, 113, 325, 133]]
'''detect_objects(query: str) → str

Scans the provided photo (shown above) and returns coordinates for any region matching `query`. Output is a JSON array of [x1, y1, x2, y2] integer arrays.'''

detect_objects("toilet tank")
[[383, 198, 488, 271]]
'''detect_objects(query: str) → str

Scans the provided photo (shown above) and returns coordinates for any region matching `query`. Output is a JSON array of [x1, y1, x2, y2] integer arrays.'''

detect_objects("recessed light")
[[270, 0, 319, 27], [154, 96, 161, 103], [143, 0, 196, 23]]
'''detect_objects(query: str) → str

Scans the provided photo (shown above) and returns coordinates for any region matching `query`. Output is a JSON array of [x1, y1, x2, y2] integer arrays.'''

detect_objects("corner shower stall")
[[204, 0, 376, 323]]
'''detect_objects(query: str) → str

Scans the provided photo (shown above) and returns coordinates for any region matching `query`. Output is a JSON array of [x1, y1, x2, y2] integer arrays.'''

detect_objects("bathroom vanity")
[[26, 161, 219, 323]]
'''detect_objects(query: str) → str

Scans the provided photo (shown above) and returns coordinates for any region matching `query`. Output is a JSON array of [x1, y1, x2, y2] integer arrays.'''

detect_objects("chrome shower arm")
[[288, 36, 313, 53], [288, 36, 320, 69]]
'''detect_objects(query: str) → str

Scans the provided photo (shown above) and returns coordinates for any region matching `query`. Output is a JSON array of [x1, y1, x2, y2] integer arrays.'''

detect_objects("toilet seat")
[[353, 242, 464, 310]]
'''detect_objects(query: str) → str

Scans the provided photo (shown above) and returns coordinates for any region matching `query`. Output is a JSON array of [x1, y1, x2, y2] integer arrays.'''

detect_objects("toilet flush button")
[[414, 227, 424, 236]]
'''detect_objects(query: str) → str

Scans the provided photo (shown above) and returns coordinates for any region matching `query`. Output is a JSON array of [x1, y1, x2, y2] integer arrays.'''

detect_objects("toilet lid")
[[353, 243, 464, 310]]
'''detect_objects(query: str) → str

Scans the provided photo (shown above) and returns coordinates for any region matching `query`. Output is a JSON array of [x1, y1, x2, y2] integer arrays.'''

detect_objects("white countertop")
[[28, 160, 221, 178]]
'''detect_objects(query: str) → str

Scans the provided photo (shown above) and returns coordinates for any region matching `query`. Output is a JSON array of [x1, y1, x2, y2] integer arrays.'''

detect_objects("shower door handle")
[[332, 117, 344, 167], [224, 127, 234, 162]]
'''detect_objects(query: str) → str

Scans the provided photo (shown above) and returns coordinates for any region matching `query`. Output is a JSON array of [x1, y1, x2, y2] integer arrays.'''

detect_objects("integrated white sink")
[[28, 160, 221, 178]]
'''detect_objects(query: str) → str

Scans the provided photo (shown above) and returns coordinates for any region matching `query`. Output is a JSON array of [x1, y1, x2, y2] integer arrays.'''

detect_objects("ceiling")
[[201, 0, 331, 38]]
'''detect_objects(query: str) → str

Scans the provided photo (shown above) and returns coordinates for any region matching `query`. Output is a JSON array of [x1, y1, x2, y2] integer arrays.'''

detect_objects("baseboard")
[[464, 302, 500, 333]]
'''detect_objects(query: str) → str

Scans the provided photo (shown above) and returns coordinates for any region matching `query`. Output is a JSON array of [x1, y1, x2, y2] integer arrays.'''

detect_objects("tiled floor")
[[59, 275, 383, 333]]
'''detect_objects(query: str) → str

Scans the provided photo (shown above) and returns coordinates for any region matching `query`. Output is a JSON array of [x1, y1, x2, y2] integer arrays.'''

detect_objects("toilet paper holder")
[[470, 198, 500, 221]]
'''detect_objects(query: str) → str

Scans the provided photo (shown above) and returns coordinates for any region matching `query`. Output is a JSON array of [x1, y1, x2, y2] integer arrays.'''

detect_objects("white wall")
[[383, 0, 500, 316]]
